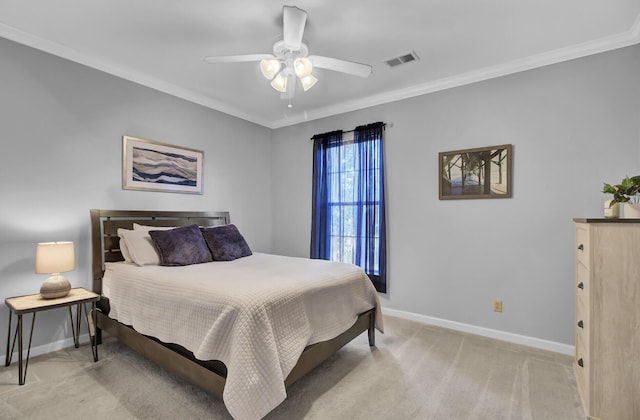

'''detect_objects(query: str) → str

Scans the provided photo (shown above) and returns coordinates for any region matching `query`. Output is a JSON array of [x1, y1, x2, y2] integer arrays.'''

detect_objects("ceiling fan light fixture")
[[204, 6, 373, 105], [270, 72, 288, 92], [260, 59, 281, 79], [300, 74, 318, 91], [293, 57, 313, 78]]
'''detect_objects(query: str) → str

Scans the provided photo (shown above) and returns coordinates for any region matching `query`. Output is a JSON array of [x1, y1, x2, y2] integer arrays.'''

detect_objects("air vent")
[[384, 51, 420, 68]]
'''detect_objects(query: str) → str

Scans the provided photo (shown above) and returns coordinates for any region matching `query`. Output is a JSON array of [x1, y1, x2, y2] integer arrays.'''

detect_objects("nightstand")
[[4, 287, 100, 385]]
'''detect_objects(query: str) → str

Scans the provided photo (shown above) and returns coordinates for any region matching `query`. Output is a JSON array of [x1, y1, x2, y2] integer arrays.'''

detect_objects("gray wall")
[[271, 44, 640, 345], [2, 33, 639, 355], [0, 37, 272, 352]]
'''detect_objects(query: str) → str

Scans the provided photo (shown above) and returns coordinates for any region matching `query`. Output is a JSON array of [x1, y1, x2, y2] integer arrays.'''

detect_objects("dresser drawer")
[[575, 325, 588, 363], [574, 326, 589, 403], [576, 264, 589, 297], [575, 297, 589, 355], [576, 262, 589, 293], [575, 225, 589, 267], [575, 290, 587, 329]]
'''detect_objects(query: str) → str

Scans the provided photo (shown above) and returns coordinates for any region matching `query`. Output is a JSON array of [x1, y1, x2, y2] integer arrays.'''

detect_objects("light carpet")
[[0, 315, 584, 419]]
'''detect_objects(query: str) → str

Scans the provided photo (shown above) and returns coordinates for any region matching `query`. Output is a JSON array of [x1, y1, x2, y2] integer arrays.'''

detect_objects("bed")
[[90, 209, 381, 420]]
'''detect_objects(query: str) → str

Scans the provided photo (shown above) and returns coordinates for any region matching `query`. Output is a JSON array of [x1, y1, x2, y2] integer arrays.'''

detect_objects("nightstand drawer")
[[575, 225, 589, 267]]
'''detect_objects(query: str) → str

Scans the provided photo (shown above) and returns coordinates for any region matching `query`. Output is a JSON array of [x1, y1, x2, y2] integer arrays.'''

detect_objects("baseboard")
[[381, 307, 574, 356], [7, 333, 91, 361], [12, 311, 573, 359]]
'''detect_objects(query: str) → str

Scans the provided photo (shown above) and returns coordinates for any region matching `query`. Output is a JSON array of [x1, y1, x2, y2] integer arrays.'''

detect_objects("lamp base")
[[40, 274, 71, 299]]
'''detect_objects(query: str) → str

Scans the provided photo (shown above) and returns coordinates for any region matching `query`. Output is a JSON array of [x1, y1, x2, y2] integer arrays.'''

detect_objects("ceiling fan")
[[204, 5, 372, 106]]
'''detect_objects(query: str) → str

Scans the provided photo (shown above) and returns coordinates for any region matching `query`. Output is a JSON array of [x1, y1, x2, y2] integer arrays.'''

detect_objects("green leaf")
[[602, 175, 640, 205]]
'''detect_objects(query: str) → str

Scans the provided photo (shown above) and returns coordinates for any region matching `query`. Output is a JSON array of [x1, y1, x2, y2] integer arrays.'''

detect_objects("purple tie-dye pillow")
[[201, 224, 252, 261], [149, 224, 213, 266]]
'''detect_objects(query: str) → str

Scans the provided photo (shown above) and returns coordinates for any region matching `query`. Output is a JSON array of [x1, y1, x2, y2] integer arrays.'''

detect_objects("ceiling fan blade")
[[283, 6, 307, 51], [204, 54, 274, 64], [309, 55, 372, 78]]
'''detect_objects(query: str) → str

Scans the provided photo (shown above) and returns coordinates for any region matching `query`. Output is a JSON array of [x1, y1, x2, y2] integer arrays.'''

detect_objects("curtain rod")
[[309, 122, 388, 141]]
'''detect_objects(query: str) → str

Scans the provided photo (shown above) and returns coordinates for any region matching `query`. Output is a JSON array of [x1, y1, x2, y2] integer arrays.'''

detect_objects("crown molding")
[[0, 23, 272, 128], [271, 23, 640, 128], [632, 12, 640, 38], [2, 17, 639, 130]]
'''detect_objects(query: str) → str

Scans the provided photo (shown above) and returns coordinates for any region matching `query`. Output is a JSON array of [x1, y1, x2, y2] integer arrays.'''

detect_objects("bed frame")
[[90, 209, 376, 397]]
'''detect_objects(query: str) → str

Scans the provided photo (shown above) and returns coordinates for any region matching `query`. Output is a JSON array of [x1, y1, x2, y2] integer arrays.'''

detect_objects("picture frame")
[[439, 144, 512, 200], [122, 135, 204, 194]]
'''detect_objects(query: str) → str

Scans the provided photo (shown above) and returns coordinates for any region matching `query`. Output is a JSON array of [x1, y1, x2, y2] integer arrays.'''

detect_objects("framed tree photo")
[[122, 135, 203, 194], [439, 144, 512, 200]]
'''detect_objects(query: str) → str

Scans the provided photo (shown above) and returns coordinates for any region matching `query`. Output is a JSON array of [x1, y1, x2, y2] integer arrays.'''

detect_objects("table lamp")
[[35, 241, 75, 299]]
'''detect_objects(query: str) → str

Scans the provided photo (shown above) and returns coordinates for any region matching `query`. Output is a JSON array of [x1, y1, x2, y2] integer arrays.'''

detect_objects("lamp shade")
[[300, 74, 318, 91], [260, 59, 281, 80], [35, 242, 75, 274], [270, 73, 288, 93], [293, 57, 313, 78]]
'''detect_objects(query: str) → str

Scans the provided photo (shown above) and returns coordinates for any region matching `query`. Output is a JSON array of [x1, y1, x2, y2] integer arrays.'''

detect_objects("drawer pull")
[[577, 282, 584, 290], [577, 320, 584, 329], [578, 358, 584, 368], [577, 244, 584, 251]]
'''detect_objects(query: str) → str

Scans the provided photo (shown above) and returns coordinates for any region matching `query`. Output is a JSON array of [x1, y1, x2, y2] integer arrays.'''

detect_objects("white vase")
[[623, 203, 640, 218], [604, 200, 620, 218]]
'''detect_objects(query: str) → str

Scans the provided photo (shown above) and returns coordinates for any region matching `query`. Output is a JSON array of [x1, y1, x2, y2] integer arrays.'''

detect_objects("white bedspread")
[[102, 253, 382, 420]]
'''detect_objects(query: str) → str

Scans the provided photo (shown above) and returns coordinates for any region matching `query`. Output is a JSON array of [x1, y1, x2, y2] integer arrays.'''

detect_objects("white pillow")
[[117, 228, 160, 266], [133, 223, 225, 231], [119, 236, 133, 263], [133, 223, 176, 232]]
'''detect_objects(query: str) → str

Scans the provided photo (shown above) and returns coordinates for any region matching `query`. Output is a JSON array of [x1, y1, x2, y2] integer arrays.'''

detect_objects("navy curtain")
[[310, 122, 387, 293], [353, 122, 386, 292], [310, 129, 343, 262]]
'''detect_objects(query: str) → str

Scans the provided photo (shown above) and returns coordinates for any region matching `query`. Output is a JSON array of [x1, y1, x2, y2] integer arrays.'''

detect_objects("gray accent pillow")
[[149, 224, 213, 266], [201, 224, 252, 261]]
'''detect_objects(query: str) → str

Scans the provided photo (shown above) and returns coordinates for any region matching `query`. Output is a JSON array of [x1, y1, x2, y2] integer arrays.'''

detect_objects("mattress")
[[102, 252, 382, 420]]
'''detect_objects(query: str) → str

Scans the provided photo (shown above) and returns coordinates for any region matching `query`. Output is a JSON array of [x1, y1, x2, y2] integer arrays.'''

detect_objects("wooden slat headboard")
[[90, 209, 230, 294]]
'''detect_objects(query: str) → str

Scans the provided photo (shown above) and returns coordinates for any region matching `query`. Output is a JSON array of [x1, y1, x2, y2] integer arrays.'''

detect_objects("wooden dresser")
[[573, 219, 640, 420]]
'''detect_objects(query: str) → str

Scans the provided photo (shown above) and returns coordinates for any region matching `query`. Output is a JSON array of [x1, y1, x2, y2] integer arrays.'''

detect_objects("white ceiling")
[[1, 1, 639, 128]]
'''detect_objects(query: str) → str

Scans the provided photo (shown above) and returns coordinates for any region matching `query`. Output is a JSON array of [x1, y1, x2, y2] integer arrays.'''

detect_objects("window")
[[310, 122, 386, 293]]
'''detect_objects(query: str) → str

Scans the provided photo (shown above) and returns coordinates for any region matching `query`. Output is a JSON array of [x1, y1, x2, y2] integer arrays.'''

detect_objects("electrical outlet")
[[493, 300, 503, 312]]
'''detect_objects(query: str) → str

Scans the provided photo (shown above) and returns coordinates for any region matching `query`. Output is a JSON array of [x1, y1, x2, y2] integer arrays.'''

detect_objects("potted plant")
[[602, 175, 640, 218]]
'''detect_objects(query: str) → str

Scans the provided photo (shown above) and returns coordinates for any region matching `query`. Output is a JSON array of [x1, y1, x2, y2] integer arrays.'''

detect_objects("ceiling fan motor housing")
[[273, 40, 309, 59]]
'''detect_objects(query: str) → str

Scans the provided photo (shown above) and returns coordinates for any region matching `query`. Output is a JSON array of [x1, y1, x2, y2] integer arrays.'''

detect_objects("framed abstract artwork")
[[122, 135, 203, 194], [439, 144, 512, 200]]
